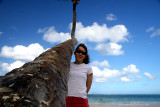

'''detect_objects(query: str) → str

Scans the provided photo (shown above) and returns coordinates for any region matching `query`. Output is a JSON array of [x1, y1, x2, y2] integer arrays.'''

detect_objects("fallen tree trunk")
[[0, 38, 77, 107]]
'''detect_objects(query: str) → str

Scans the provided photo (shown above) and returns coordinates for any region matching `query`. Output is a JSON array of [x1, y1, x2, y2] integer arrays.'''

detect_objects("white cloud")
[[120, 77, 131, 82], [122, 64, 139, 74], [106, 13, 117, 21], [75, 22, 128, 43], [40, 22, 128, 44], [92, 63, 140, 83], [121, 64, 140, 81], [144, 72, 155, 80], [0, 43, 46, 61], [92, 66, 121, 82], [38, 26, 71, 43], [95, 43, 124, 55], [95, 78, 107, 82], [91, 60, 110, 68], [150, 29, 160, 38], [92, 66, 121, 78], [146, 26, 154, 32], [0, 60, 25, 73]]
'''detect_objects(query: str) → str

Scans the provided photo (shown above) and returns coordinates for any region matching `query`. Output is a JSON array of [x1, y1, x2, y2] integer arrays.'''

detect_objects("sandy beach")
[[89, 102, 160, 107]]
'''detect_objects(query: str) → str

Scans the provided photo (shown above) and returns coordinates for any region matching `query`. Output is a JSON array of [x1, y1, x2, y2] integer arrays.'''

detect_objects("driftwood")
[[0, 0, 79, 107]]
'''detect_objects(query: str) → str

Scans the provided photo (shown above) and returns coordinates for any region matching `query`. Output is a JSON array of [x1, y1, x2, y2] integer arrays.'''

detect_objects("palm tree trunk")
[[0, 0, 79, 107]]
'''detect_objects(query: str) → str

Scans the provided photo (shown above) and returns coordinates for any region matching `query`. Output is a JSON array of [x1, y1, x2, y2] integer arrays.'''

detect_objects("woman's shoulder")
[[70, 62, 91, 68], [84, 64, 93, 74], [82, 63, 92, 70]]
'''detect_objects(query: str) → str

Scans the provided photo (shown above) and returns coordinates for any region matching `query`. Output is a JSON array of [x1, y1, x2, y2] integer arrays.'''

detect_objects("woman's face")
[[74, 46, 87, 63]]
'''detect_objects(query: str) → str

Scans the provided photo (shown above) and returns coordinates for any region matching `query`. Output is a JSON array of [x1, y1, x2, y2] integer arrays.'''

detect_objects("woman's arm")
[[86, 73, 93, 93]]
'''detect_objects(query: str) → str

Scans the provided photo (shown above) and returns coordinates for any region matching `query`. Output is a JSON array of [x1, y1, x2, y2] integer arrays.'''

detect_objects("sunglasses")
[[75, 50, 87, 55]]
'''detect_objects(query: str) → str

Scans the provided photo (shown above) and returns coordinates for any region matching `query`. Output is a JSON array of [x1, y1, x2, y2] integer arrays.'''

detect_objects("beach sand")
[[89, 102, 160, 107]]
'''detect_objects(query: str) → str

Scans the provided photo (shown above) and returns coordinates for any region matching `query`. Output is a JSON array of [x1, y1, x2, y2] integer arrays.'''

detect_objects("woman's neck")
[[74, 60, 83, 64]]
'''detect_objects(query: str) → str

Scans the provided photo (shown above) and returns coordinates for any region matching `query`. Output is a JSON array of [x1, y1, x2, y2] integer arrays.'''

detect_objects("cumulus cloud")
[[93, 67, 121, 78], [106, 13, 117, 21], [0, 43, 46, 61], [92, 61, 140, 82], [122, 64, 139, 74], [39, 22, 128, 44], [92, 66, 121, 82], [91, 60, 110, 68], [0, 60, 25, 73], [75, 22, 128, 43], [38, 26, 71, 43], [146, 26, 154, 32], [144, 72, 155, 80], [120, 77, 131, 82], [95, 43, 124, 55], [121, 64, 141, 82], [95, 78, 107, 83], [150, 29, 160, 38]]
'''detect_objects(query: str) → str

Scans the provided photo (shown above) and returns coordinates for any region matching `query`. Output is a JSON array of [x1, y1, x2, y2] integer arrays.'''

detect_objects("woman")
[[66, 43, 93, 107]]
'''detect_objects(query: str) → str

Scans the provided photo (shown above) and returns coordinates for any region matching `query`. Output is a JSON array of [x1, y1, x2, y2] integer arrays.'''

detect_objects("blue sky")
[[0, 0, 160, 94]]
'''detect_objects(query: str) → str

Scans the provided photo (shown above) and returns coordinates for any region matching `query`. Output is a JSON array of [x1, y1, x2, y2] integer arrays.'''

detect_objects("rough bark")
[[0, 38, 77, 107]]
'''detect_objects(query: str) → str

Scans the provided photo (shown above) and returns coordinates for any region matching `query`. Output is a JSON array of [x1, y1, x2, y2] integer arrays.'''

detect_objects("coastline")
[[89, 102, 160, 107], [88, 94, 160, 107]]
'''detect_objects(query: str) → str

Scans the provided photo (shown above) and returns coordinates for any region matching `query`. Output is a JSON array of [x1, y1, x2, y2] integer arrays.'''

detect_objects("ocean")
[[88, 94, 160, 106]]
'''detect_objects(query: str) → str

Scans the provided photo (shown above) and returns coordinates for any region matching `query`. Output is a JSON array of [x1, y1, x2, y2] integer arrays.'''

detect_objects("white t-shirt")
[[67, 62, 93, 99]]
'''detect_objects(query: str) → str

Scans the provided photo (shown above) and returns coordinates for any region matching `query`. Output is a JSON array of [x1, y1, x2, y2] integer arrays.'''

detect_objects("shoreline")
[[89, 102, 160, 107]]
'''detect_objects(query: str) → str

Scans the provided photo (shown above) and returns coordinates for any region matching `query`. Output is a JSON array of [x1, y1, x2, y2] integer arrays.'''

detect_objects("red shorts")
[[66, 96, 89, 107]]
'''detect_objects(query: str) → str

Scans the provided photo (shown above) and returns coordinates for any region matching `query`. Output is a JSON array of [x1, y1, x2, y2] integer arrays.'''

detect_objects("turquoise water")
[[88, 94, 160, 103]]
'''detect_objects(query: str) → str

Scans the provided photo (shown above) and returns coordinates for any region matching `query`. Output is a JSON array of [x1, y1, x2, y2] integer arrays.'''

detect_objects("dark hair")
[[75, 43, 90, 64]]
